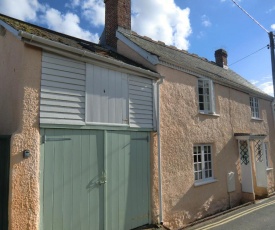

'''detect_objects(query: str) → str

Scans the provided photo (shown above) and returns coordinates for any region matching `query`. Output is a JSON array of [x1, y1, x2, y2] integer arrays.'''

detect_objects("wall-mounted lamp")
[[23, 150, 30, 159]]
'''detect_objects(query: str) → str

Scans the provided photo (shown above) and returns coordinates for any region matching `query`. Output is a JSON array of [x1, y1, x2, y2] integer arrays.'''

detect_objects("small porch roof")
[[234, 133, 267, 140]]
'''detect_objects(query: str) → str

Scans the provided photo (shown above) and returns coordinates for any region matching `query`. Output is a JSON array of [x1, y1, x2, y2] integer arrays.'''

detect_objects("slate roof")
[[0, 14, 151, 71], [118, 29, 273, 99]]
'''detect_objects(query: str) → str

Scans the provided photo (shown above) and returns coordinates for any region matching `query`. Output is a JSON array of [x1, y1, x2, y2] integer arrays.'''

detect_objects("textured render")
[[117, 41, 275, 228], [0, 29, 41, 230], [156, 65, 275, 229]]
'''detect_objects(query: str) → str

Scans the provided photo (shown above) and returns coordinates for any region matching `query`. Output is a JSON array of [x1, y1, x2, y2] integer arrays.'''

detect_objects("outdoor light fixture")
[[23, 150, 30, 159]]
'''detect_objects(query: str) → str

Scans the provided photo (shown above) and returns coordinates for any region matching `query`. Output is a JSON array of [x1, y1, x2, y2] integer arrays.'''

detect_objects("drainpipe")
[[156, 77, 164, 224]]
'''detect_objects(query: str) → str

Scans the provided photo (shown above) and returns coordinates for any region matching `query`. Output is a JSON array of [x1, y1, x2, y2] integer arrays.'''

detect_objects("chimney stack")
[[104, 0, 131, 49], [215, 49, 228, 69]]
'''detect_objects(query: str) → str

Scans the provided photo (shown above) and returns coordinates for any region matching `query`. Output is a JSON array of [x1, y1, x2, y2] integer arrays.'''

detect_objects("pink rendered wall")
[[0, 28, 42, 230]]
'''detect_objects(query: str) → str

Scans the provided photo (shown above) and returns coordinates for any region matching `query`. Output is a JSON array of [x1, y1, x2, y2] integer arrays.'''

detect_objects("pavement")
[[138, 194, 275, 230]]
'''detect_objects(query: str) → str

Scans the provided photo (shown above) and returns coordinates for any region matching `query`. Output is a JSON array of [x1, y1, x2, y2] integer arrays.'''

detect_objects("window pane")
[[204, 146, 207, 153], [199, 103, 204, 110], [204, 154, 208, 161], [194, 164, 198, 171], [199, 172, 202, 179], [198, 146, 201, 153], [195, 172, 198, 180], [194, 155, 197, 163], [193, 146, 197, 154], [198, 155, 201, 162], [205, 171, 209, 178], [209, 171, 212, 177]]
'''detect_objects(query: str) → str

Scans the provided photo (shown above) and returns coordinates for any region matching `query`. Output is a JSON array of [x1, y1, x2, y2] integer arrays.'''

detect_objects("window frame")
[[198, 78, 215, 114], [250, 97, 260, 119], [193, 144, 214, 184]]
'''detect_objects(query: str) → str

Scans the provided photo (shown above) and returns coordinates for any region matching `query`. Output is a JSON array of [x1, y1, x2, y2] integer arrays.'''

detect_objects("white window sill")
[[199, 112, 220, 117], [266, 167, 273, 171], [194, 178, 218, 187], [251, 117, 263, 121]]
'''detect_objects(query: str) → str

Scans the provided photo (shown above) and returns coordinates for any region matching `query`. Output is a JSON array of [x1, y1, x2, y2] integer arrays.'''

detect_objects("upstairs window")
[[193, 144, 213, 182], [198, 79, 215, 114], [250, 97, 259, 118]]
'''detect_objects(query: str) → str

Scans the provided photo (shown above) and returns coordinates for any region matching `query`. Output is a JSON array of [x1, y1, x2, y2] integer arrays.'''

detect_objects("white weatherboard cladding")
[[129, 75, 153, 128], [40, 52, 155, 129], [86, 64, 128, 124], [40, 52, 86, 125]]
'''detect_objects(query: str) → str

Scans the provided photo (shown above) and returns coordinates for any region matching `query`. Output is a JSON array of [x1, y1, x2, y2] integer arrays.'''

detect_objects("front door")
[[40, 129, 150, 230], [254, 140, 268, 188]]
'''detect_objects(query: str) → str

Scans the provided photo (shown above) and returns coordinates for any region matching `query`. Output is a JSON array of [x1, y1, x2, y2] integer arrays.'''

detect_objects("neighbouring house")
[[0, 13, 162, 230], [101, 0, 275, 229]]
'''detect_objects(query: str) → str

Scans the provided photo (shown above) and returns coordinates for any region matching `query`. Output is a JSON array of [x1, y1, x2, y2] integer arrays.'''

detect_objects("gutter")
[[18, 31, 161, 80]]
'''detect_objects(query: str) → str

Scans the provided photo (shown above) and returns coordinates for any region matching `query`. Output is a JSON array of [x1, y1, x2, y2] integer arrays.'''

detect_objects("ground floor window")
[[193, 144, 213, 182]]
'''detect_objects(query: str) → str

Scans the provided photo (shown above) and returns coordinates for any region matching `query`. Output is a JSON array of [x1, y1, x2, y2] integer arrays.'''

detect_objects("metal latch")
[[98, 171, 107, 185], [41, 135, 72, 144]]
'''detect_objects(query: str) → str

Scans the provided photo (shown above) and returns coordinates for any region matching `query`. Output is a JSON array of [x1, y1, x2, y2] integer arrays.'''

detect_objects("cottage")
[[101, 0, 275, 228], [0, 13, 161, 230]]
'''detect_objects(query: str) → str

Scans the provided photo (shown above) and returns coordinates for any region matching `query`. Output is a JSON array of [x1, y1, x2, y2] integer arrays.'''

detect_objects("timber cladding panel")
[[40, 52, 155, 129], [40, 52, 86, 125], [128, 76, 154, 128]]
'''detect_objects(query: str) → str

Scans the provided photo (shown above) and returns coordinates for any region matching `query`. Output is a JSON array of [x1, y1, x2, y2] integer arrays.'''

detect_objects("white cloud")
[[42, 8, 99, 42], [251, 76, 274, 96], [267, 6, 275, 13], [81, 0, 105, 27], [0, 0, 42, 21], [201, 15, 211, 27], [271, 24, 275, 31], [132, 0, 192, 50], [258, 81, 274, 96]]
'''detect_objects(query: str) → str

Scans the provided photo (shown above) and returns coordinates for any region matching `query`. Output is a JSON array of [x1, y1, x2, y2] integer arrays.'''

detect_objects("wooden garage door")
[[40, 129, 150, 230]]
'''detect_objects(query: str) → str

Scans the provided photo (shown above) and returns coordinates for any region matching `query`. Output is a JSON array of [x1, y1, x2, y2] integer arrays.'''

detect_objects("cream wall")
[[117, 40, 275, 228], [0, 29, 42, 230], [156, 65, 275, 228]]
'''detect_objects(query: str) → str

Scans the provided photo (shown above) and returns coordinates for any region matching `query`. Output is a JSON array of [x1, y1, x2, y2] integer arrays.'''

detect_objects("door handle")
[[98, 171, 107, 185]]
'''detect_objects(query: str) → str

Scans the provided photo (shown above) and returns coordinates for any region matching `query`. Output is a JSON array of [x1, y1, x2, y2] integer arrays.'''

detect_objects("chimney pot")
[[215, 49, 228, 68]]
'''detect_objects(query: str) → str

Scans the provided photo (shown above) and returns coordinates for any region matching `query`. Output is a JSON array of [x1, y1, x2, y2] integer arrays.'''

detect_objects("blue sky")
[[0, 0, 274, 96]]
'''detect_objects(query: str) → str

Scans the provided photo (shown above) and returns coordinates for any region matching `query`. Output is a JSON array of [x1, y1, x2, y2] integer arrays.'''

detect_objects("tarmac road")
[[185, 195, 275, 230]]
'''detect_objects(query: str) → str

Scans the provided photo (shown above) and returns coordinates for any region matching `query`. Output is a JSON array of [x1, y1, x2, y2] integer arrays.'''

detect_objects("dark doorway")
[[0, 136, 10, 230]]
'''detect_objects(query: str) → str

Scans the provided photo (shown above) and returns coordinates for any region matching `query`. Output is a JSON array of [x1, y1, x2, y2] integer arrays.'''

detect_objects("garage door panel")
[[41, 129, 104, 230], [106, 131, 150, 230], [41, 129, 149, 230]]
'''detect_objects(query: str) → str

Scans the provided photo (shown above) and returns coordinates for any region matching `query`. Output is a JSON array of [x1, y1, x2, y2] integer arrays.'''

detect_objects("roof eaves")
[[19, 31, 161, 79], [159, 58, 273, 101], [0, 19, 20, 38], [116, 30, 159, 65]]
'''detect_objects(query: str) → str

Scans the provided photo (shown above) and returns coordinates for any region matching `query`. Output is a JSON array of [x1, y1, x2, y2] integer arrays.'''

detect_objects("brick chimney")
[[215, 49, 228, 68], [104, 0, 131, 49]]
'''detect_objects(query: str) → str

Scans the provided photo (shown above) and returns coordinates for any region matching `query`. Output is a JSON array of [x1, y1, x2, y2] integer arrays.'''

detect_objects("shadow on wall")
[[168, 136, 242, 228]]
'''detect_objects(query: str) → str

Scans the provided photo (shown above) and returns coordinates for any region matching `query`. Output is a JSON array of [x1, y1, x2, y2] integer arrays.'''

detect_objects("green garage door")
[[40, 129, 150, 230]]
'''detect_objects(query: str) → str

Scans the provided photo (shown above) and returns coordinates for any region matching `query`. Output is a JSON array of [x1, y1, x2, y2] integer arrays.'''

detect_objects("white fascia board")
[[18, 30, 161, 80], [0, 20, 20, 39], [116, 31, 159, 65]]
